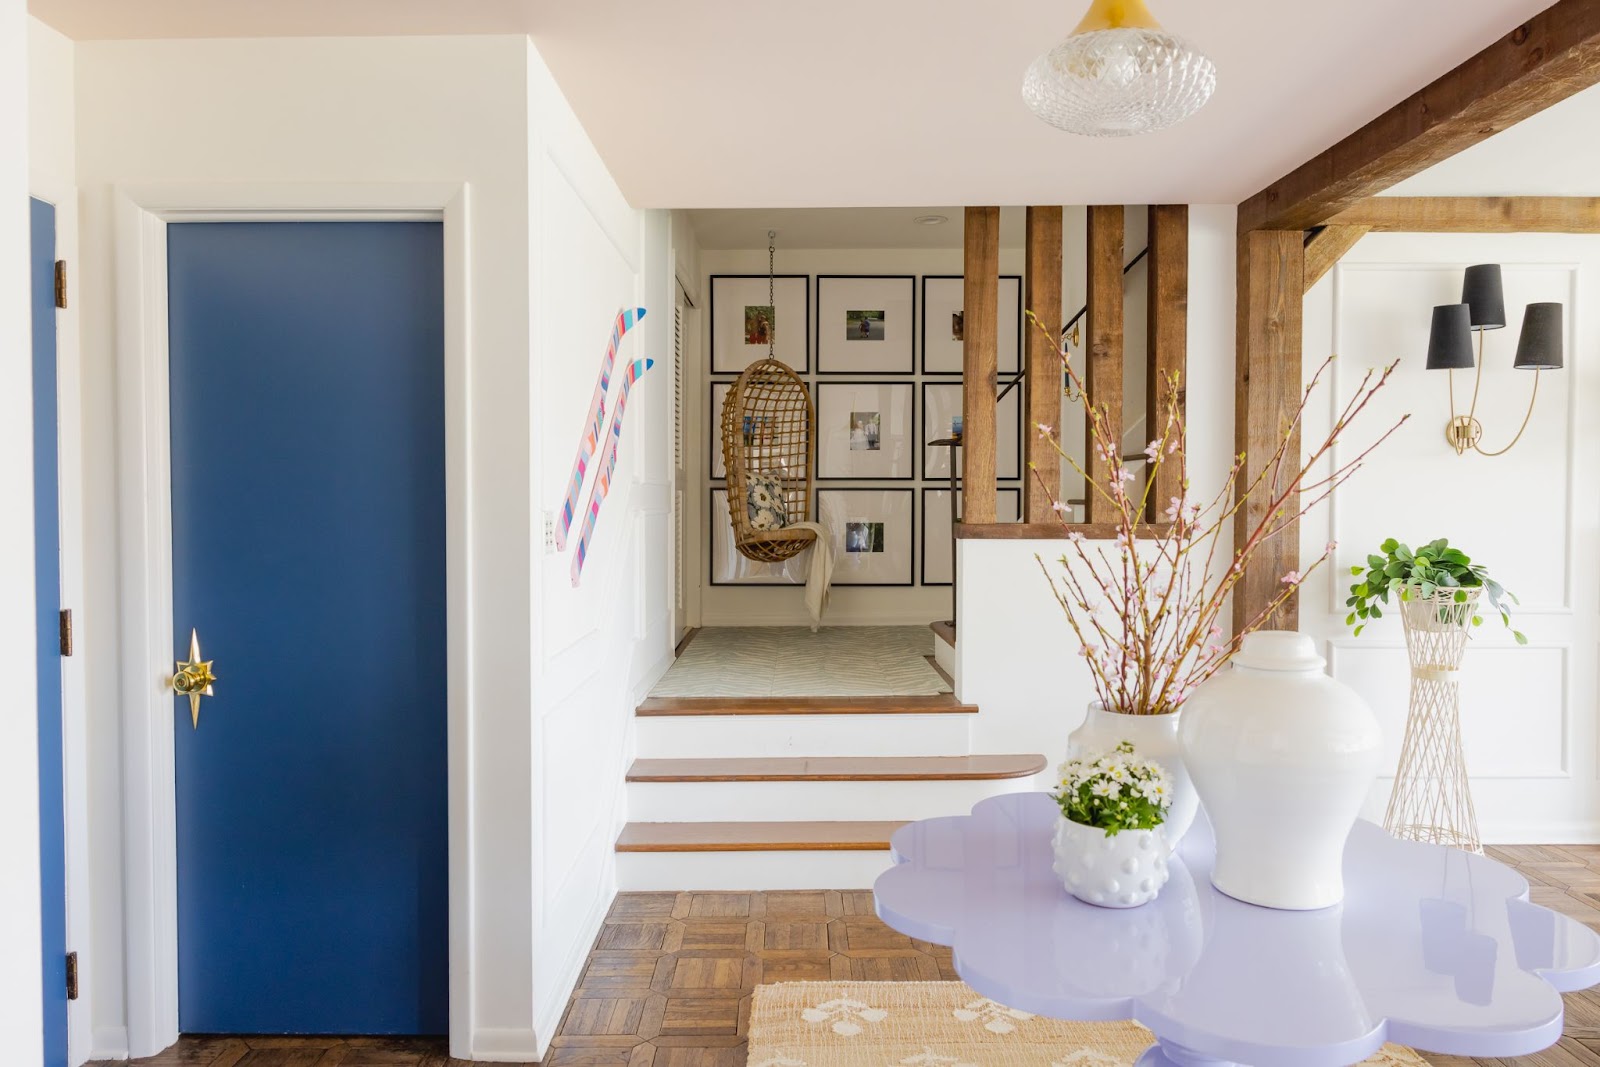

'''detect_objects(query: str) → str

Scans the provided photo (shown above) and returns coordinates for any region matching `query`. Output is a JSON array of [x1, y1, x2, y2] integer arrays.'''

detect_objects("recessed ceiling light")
[[913, 215, 948, 226]]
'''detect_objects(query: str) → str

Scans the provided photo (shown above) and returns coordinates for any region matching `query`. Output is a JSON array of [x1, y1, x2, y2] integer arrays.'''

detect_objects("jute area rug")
[[747, 981, 1429, 1067]]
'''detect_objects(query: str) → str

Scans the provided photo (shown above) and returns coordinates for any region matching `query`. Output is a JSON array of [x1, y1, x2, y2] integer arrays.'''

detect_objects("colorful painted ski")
[[571, 358, 655, 587], [556, 307, 647, 550]]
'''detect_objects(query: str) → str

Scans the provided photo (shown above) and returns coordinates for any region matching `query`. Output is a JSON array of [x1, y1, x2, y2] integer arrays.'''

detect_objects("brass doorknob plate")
[[172, 628, 217, 728]]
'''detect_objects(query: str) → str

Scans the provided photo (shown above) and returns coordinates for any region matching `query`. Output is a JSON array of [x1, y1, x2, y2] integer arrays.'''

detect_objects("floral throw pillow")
[[747, 476, 790, 532]]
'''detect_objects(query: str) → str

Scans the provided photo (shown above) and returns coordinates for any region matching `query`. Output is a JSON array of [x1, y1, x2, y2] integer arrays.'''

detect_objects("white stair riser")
[[635, 714, 973, 758], [616, 849, 896, 891], [933, 633, 955, 679], [626, 777, 1041, 822]]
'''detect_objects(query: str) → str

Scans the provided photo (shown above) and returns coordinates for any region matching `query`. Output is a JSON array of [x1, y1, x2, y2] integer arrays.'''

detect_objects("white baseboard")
[[90, 1026, 130, 1061], [471, 1027, 542, 1062], [532, 886, 615, 1058]]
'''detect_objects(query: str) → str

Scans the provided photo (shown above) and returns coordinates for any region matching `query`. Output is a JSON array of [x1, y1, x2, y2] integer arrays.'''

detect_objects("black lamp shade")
[[1513, 302, 1564, 370], [1461, 263, 1507, 331], [1426, 304, 1475, 371]]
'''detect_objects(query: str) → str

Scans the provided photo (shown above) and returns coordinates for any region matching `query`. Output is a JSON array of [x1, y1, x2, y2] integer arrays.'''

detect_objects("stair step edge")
[[626, 754, 1047, 783], [637, 695, 977, 717], [616, 820, 908, 853]]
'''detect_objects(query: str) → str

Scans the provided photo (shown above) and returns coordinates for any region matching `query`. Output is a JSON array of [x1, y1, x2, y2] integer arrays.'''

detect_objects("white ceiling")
[[30, 0, 1556, 209], [1384, 81, 1600, 197], [687, 207, 1030, 251]]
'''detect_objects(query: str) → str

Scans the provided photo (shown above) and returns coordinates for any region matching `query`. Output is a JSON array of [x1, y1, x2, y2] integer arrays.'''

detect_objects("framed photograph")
[[710, 380, 813, 480], [921, 381, 1022, 481], [710, 274, 810, 374], [921, 275, 1022, 375], [921, 487, 1022, 586], [815, 381, 914, 480], [816, 488, 915, 587], [708, 489, 808, 586], [816, 275, 915, 374]]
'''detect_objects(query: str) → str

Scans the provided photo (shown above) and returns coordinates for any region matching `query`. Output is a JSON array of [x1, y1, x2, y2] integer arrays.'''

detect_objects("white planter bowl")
[[1068, 703, 1198, 844], [1051, 817, 1172, 908]]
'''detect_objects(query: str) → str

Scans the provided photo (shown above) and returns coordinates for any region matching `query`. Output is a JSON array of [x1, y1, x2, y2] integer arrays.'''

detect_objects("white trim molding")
[[112, 182, 474, 1059]]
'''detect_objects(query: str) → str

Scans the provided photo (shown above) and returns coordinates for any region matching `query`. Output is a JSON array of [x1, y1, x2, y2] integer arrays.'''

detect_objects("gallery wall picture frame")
[[921, 274, 1022, 375], [920, 487, 1022, 586], [815, 380, 915, 481], [710, 274, 810, 374], [815, 275, 916, 375], [709, 379, 814, 481], [815, 488, 915, 587], [708, 488, 809, 586], [921, 381, 1022, 481]]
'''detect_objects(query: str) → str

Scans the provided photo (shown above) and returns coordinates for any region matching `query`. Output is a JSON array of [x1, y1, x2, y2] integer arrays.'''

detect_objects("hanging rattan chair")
[[719, 357, 818, 563]]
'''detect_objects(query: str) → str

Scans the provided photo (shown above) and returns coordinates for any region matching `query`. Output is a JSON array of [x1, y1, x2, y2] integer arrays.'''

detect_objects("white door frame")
[[113, 183, 473, 1059]]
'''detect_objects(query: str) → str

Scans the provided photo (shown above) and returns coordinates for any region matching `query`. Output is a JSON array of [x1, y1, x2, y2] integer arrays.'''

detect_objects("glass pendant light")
[[1023, 0, 1217, 137]]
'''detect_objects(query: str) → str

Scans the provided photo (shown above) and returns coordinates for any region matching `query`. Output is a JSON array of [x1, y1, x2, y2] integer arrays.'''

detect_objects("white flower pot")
[[1051, 817, 1171, 908], [1067, 703, 1198, 844], [1180, 631, 1382, 911]]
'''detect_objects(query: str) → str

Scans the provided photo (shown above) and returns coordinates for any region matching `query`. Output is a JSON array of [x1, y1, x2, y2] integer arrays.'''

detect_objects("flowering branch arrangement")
[[1030, 312, 1407, 716], [1053, 741, 1171, 835]]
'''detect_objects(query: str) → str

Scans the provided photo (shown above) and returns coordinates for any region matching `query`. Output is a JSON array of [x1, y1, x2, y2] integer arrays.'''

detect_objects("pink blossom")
[[1167, 438, 1179, 454], [1281, 570, 1303, 585], [1144, 440, 1161, 462], [1036, 422, 1054, 436], [1052, 501, 1070, 514], [1068, 531, 1086, 543], [1116, 469, 1137, 485], [1325, 541, 1338, 552]]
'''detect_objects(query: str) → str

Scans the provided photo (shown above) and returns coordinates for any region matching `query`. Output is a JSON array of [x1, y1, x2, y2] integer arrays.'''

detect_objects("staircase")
[[616, 693, 1046, 890]]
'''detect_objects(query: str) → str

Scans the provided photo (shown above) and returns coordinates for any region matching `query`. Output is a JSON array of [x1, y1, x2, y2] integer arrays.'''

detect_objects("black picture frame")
[[709, 379, 814, 482], [814, 380, 916, 481], [920, 381, 1023, 482], [813, 487, 917, 587], [920, 274, 1023, 375], [815, 274, 917, 375], [919, 486, 1022, 587], [709, 274, 811, 374]]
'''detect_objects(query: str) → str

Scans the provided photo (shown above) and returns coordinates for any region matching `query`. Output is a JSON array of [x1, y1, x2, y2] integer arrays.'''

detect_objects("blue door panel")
[[32, 197, 68, 1067], [167, 221, 447, 1034]]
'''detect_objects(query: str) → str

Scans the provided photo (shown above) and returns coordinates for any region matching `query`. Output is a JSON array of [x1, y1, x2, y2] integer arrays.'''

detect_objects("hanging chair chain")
[[767, 229, 777, 360]]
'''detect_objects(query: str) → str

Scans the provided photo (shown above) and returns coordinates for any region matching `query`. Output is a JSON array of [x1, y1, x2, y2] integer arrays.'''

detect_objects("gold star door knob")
[[172, 628, 217, 728]]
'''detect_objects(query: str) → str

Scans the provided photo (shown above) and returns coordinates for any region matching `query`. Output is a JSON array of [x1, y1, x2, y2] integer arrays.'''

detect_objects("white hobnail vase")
[[1180, 631, 1382, 911], [1067, 703, 1198, 844], [1051, 817, 1172, 908]]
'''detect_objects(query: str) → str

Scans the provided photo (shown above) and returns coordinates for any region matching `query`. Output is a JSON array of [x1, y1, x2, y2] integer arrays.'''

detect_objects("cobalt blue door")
[[31, 198, 68, 1067], [167, 221, 447, 1034]]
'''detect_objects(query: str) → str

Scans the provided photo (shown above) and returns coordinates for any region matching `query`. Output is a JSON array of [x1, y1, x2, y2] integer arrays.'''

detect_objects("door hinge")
[[54, 260, 67, 309], [65, 951, 78, 1001], [59, 608, 73, 657]]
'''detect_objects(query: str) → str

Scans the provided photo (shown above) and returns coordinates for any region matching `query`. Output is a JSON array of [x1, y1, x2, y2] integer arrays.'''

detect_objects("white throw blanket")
[[786, 521, 833, 631]]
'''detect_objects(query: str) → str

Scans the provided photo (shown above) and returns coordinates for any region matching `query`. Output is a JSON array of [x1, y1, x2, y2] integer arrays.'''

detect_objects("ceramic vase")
[[1067, 703, 1198, 843], [1180, 631, 1382, 911], [1051, 817, 1172, 908]]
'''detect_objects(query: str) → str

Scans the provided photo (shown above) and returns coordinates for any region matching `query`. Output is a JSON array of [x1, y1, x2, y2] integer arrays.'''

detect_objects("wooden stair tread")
[[626, 754, 1047, 783], [929, 620, 956, 646], [637, 694, 976, 717], [617, 820, 908, 853]]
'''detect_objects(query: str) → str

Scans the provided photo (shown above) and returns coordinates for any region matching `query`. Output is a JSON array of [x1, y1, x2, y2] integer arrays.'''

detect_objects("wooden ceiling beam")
[[1302, 225, 1371, 293], [1327, 196, 1600, 233], [1238, 0, 1600, 233]]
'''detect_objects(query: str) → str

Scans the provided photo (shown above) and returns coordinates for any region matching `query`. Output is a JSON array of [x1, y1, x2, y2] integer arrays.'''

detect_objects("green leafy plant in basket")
[[1346, 537, 1525, 644]]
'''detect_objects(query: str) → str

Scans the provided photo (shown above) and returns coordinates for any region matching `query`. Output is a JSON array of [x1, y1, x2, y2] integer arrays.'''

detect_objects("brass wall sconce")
[[1426, 263, 1564, 457]]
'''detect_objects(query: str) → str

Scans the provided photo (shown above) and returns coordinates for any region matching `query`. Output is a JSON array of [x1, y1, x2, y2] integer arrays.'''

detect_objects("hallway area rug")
[[651, 626, 951, 697], [747, 981, 1430, 1067]]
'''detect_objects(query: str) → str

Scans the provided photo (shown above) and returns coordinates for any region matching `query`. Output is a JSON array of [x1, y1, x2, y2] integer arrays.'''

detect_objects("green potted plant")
[[1346, 538, 1525, 644], [1050, 741, 1173, 909]]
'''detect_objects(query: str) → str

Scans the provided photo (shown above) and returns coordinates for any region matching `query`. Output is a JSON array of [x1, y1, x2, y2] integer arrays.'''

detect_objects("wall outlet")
[[543, 511, 557, 555]]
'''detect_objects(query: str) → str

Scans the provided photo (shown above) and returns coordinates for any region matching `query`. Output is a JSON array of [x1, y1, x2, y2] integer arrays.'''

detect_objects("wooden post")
[[1303, 225, 1370, 293], [1233, 229, 1305, 633], [1084, 205, 1124, 524], [1145, 205, 1187, 522], [1024, 206, 1063, 523], [962, 207, 1000, 525]]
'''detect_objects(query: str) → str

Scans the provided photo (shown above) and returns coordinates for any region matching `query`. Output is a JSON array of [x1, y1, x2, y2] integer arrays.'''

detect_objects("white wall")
[[1, 3, 46, 1067], [71, 33, 676, 1061], [694, 210, 1151, 628], [526, 38, 676, 1052], [954, 205, 1237, 756], [1299, 232, 1600, 842]]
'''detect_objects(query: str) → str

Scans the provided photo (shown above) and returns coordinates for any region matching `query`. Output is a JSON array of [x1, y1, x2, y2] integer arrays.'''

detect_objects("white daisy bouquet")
[[1052, 741, 1172, 836]]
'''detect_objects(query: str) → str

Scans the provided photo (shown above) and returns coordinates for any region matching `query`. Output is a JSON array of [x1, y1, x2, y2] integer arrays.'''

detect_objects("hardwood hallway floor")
[[94, 844, 1600, 1067]]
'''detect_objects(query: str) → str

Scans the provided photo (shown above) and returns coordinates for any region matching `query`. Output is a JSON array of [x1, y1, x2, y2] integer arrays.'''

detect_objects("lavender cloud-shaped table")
[[873, 792, 1600, 1067]]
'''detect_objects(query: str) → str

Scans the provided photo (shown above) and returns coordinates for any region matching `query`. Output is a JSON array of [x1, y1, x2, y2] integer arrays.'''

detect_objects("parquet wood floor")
[[91, 844, 1600, 1067]]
